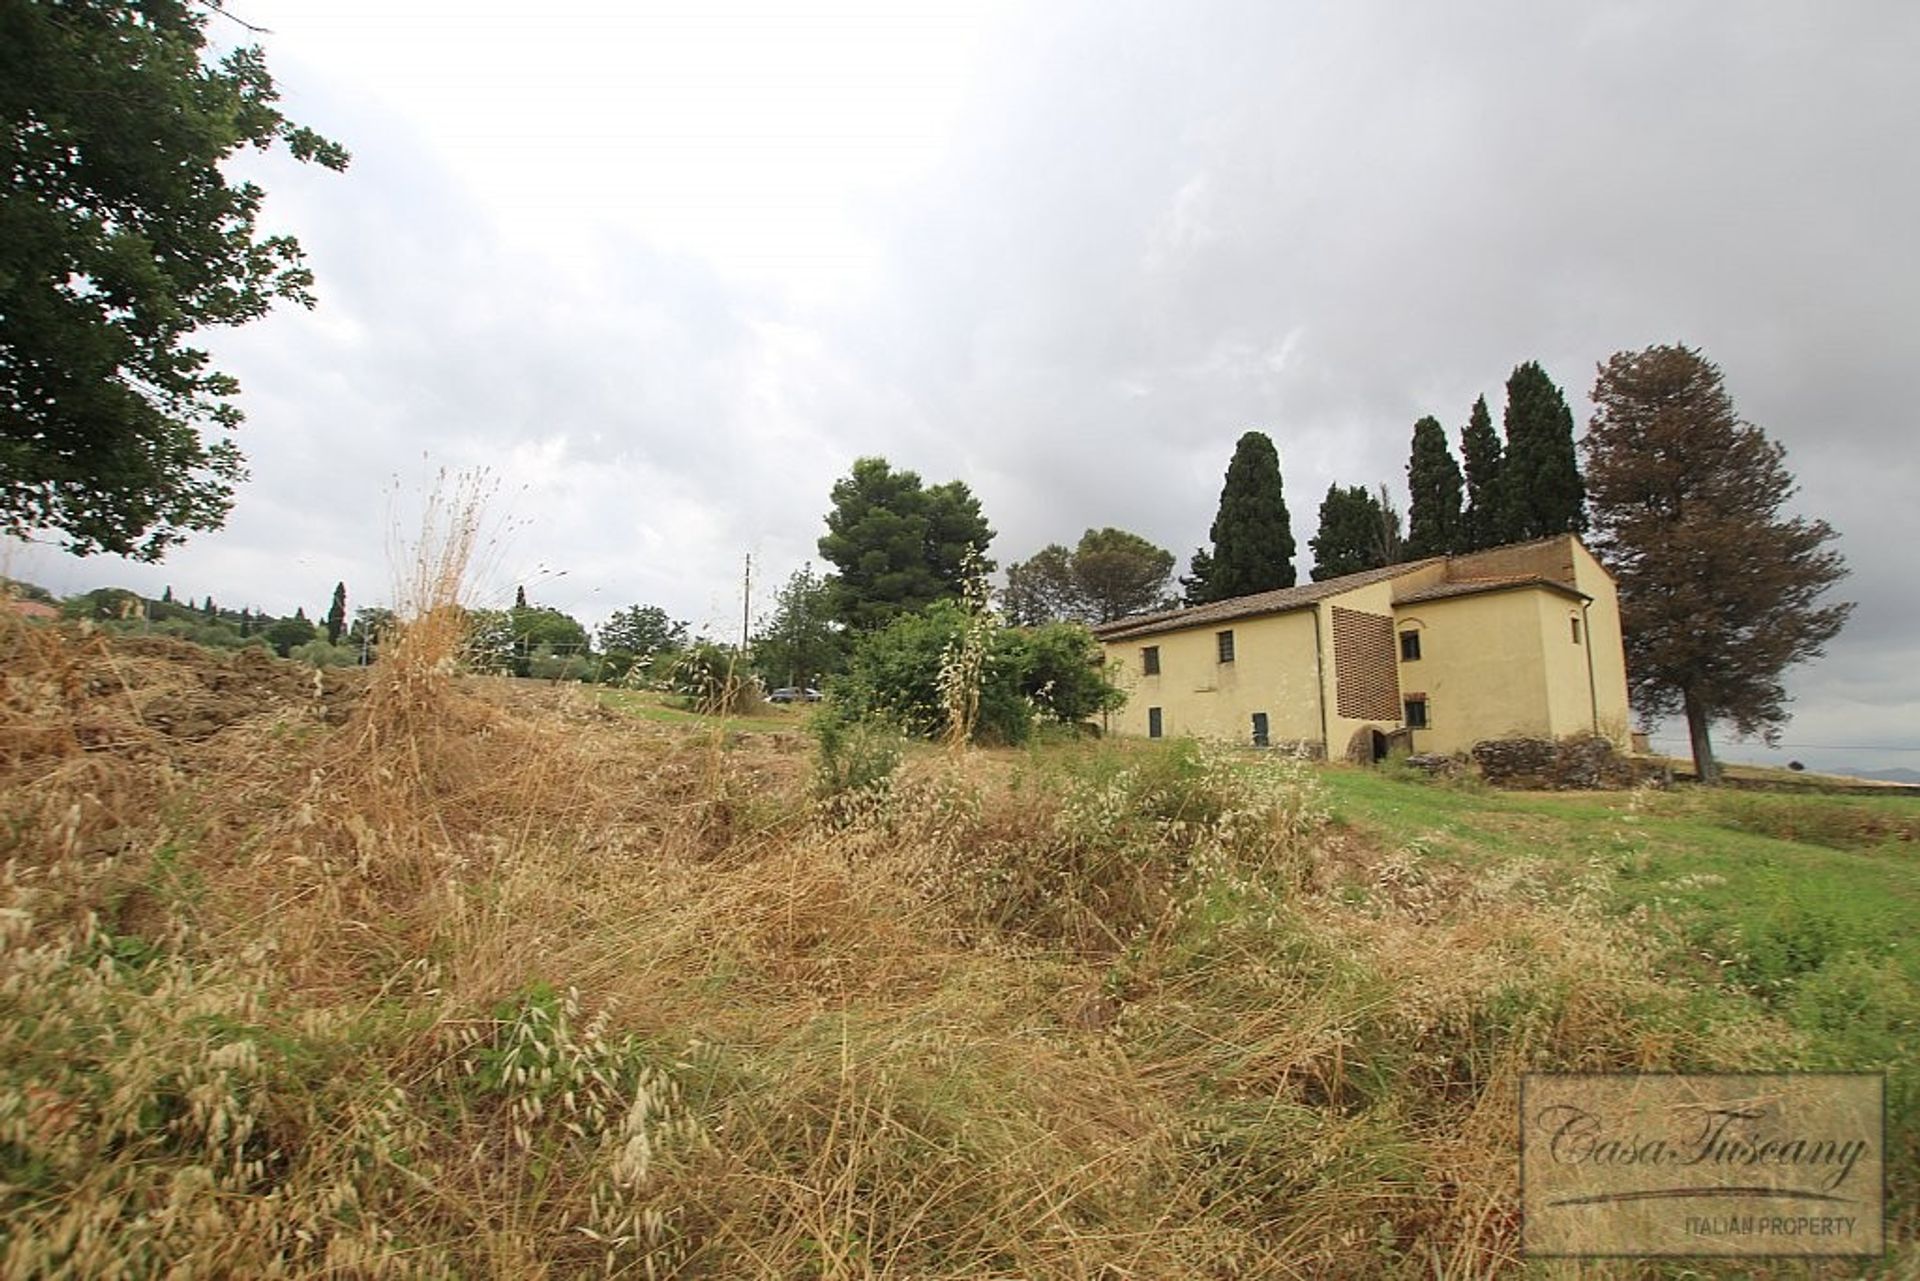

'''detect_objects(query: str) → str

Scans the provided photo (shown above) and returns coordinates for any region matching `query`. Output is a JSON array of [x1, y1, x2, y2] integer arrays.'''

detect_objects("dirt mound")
[[1, 626, 365, 765]]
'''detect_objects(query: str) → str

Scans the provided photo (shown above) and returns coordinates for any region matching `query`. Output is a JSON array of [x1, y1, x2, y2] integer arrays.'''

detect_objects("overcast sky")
[[12, 1, 1918, 773]]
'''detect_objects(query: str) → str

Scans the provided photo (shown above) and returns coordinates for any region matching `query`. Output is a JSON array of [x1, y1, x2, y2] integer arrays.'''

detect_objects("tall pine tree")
[[1459, 395, 1504, 551], [1500, 361, 1586, 540], [1584, 345, 1851, 784], [1196, 431, 1295, 601], [1404, 415, 1464, 557]]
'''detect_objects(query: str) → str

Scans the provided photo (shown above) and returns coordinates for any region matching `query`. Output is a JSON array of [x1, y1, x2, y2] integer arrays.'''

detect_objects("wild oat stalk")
[[937, 546, 995, 751]]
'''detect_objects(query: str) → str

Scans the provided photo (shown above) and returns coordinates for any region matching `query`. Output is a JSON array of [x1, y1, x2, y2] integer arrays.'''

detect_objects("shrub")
[[671, 641, 765, 716], [831, 603, 1122, 747]]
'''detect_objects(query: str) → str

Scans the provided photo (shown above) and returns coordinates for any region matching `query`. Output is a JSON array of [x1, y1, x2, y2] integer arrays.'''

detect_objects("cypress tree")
[[1459, 395, 1504, 551], [1310, 484, 1399, 581], [326, 582, 347, 645], [1200, 431, 1296, 600], [1404, 415, 1464, 558], [1179, 548, 1214, 605], [1501, 361, 1586, 540]]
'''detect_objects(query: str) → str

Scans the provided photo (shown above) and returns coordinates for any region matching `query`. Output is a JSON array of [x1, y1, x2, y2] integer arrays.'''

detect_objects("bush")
[[289, 639, 359, 668], [830, 603, 1122, 746], [527, 644, 595, 682], [671, 641, 764, 715]]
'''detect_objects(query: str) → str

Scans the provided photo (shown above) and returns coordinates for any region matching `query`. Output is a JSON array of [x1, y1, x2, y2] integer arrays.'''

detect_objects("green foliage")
[[811, 715, 906, 820], [288, 638, 356, 668], [0, 0, 349, 559], [1458, 395, 1504, 552], [597, 603, 688, 658], [1403, 416, 1463, 558], [1195, 431, 1295, 601], [262, 614, 317, 658], [528, 644, 596, 682], [670, 641, 762, 715], [830, 602, 1121, 746], [1, 575, 55, 603], [749, 566, 842, 689], [817, 456, 995, 633], [1179, 546, 1214, 605], [61, 586, 147, 621], [347, 606, 395, 658], [1584, 345, 1852, 781], [1308, 484, 1399, 581], [1002, 527, 1175, 625], [325, 582, 347, 645], [1499, 361, 1586, 541], [463, 608, 517, 673]]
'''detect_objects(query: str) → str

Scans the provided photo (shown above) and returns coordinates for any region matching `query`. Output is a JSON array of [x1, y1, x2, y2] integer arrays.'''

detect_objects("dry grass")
[[0, 545, 1891, 1276]]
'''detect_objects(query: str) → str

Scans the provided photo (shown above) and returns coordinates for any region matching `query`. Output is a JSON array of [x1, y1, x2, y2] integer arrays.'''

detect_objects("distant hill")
[[1857, 766, 1920, 785]]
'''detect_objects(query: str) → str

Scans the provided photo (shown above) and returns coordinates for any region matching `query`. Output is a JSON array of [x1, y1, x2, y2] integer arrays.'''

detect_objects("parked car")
[[768, 686, 823, 704]]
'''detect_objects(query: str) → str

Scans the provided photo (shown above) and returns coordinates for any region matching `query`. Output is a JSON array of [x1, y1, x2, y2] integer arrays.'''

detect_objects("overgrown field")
[[1, 620, 1912, 1277]]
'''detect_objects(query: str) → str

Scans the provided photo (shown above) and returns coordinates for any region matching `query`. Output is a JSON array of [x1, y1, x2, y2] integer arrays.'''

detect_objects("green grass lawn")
[[1322, 764, 1920, 1224], [595, 686, 809, 734]]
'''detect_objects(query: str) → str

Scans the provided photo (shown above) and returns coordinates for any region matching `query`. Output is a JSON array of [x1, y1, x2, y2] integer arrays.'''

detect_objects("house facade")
[[1091, 535, 1632, 758]]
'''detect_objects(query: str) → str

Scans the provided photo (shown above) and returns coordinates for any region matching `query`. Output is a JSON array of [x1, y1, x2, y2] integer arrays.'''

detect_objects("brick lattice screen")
[[1331, 606, 1400, 720]]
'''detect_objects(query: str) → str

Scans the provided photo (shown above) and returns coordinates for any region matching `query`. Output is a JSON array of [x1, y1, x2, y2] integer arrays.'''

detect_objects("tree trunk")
[[1683, 689, 1720, 785]]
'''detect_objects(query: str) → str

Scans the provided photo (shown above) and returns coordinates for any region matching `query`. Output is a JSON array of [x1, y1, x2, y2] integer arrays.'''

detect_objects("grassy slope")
[[2, 625, 1914, 1278]]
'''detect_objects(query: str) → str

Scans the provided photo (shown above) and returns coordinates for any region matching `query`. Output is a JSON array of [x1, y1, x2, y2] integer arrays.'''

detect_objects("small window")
[[1216, 630, 1235, 663], [1142, 645, 1160, 675], [1403, 696, 1429, 730], [1400, 630, 1422, 661], [1570, 617, 1582, 645], [1147, 706, 1164, 739], [1251, 712, 1270, 748]]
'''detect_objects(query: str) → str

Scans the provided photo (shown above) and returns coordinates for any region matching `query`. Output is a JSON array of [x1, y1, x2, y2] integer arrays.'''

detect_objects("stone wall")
[[1470, 735, 1661, 790]]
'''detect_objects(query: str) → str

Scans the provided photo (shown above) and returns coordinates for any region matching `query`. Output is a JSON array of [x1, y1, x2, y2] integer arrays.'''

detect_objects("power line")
[[1644, 735, 1920, 752]]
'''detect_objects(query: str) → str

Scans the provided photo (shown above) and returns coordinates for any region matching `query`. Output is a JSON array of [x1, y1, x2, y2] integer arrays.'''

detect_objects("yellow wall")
[[1099, 537, 1636, 756], [1568, 540, 1633, 744], [1104, 608, 1322, 746], [1392, 589, 1553, 754]]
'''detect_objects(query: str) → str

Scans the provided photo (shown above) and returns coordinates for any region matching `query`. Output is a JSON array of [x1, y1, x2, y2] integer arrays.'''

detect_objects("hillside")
[[1, 621, 1912, 1277]]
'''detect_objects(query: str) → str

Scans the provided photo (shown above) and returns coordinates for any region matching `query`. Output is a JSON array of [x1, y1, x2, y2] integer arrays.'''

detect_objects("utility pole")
[[741, 552, 752, 653]]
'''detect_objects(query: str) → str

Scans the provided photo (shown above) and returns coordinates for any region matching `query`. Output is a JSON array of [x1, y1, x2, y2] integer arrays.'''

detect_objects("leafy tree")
[[348, 607, 396, 658], [2, 576, 56, 604], [61, 586, 144, 621], [1, 2, 348, 559], [1501, 361, 1586, 540], [598, 603, 688, 658], [1584, 344, 1852, 783], [751, 566, 842, 690], [263, 613, 317, 657], [1309, 484, 1400, 581], [1195, 431, 1295, 601], [817, 457, 994, 632], [508, 605, 589, 676], [1003, 528, 1175, 625], [1404, 415, 1464, 557], [1002, 544, 1078, 626], [1459, 395, 1505, 551], [463, 608, 516, 674], [325, 582, 347, 645], [515, 585, 528, 610], [160, 585, 174, 604]]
